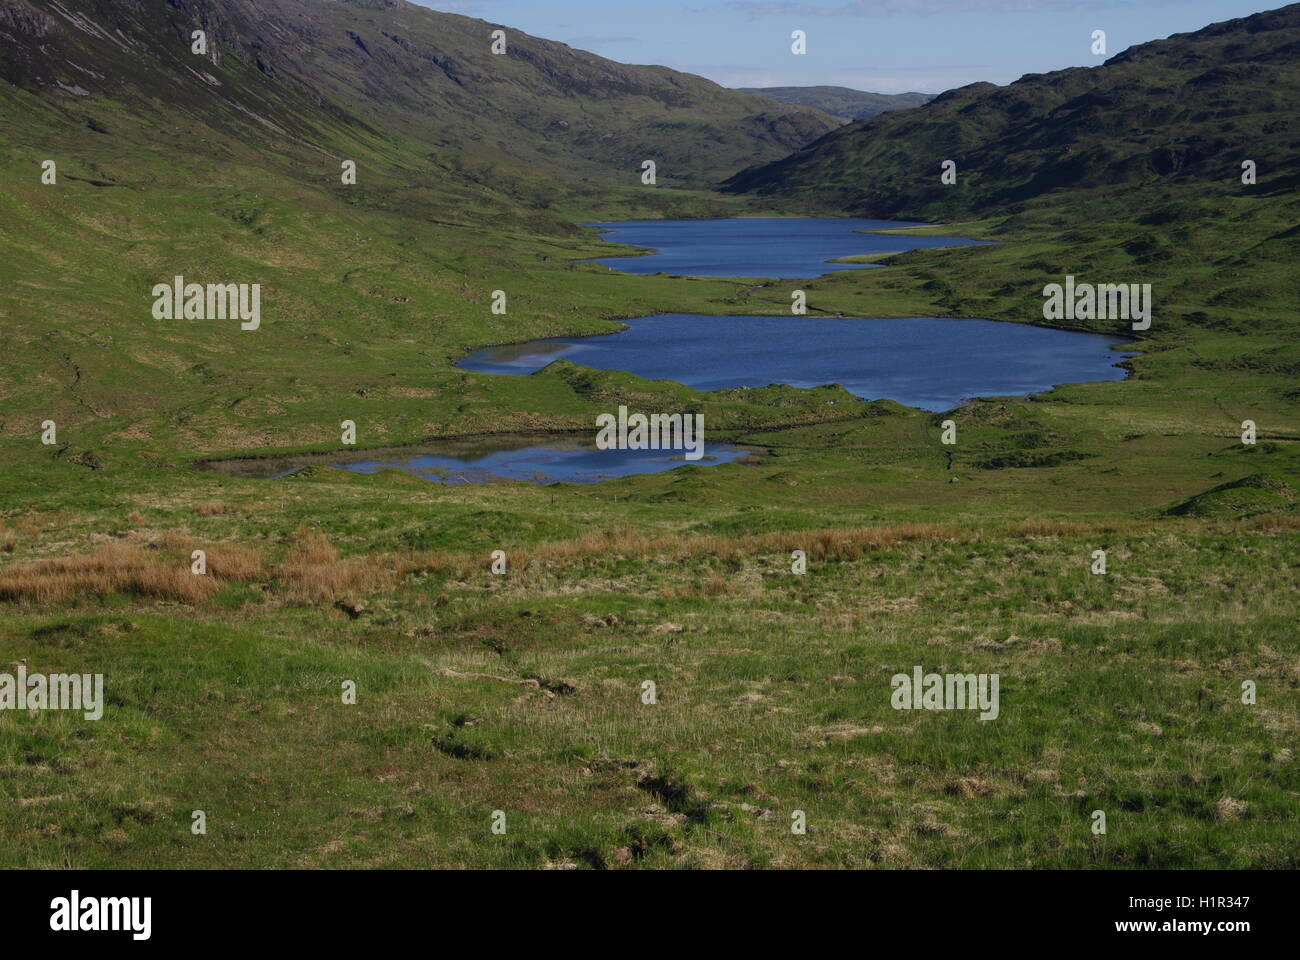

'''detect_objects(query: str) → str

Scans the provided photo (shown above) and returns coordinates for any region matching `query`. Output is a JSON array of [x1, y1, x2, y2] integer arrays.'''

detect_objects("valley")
[[0, 0, 1295, 871]]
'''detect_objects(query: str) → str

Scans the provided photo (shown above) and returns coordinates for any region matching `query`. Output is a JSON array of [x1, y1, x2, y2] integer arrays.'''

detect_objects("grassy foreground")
[[0, 506, 1295, 868]]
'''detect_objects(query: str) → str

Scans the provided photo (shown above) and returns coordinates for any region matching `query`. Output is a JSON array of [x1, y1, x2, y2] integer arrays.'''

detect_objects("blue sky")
[[413, 1, 1282, 93]]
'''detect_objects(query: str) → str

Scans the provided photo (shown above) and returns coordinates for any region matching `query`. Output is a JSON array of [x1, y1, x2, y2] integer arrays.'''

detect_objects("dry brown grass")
[[196, 500, 226, 517], [1244, 513, 1300, 532], [498, 519, 1108, 572], [276, 529, 405, 605], [701, 573, 729, 596], [387, 518, 1133, 587], [0, 543, 218, 604], [0, 529, 265, 605], [0, 515, 1280, 609], [205, 544, 265, 580], [0, 527, 402, 607]]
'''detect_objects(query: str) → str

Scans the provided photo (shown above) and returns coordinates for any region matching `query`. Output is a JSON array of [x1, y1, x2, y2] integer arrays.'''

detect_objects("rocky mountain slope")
[[1, 0, 838, 194]]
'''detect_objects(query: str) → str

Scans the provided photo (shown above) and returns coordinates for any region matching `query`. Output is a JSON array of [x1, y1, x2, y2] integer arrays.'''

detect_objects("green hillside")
[[0, 0, 840, 456], [1, 0, 837, 196], [725, 5, 1300, 219]]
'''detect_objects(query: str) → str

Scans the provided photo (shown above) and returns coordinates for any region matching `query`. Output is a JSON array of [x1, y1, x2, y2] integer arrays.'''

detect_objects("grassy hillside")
[[1, 0, 837, 193], [725, 5, 1300, 219], [0, 1, 1295, 870], [738, 86, 931, 123]]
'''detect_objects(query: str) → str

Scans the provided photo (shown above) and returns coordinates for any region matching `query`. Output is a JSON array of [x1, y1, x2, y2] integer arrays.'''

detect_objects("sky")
[[412, 0, 1282, 93]]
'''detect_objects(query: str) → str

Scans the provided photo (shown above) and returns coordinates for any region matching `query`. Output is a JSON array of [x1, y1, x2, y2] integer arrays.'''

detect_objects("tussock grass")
[[0, 529, 387, 606], [205, 544, 265, 581], [0, 522, 1293, 869], [276, 529, 403, 605], [1, 516, 1288, 609], [0, 543, 217, 604], [500, 519, 1108, 573]]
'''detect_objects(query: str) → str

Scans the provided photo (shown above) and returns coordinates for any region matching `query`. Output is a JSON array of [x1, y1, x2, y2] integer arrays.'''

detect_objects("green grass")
[[1, 147, 1296, 867], [0, 521, 1294, 868]]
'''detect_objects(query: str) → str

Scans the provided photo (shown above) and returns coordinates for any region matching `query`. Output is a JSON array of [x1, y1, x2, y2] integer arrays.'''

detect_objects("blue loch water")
[[581, 217, 988, 277], [211, 218, 1128, 483], [460, 313, 1132, 413]]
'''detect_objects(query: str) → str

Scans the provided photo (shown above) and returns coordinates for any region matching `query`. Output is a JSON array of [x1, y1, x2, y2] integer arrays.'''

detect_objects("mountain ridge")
[[724, 3, 1300, 219], [737, 85, 932, 123]]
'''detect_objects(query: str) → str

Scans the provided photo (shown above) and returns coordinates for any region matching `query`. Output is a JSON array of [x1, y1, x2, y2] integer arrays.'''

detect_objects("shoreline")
[[201, 218, 1141, 470]]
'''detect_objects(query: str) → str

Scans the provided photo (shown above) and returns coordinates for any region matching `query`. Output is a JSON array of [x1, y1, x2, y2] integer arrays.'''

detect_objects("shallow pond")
[[197, 435, 757, 486]]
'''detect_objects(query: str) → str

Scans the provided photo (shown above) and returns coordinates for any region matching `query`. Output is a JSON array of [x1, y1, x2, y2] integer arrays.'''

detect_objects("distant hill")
[[737, 86, 932, 123], [725, 4, 1300, 219]]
